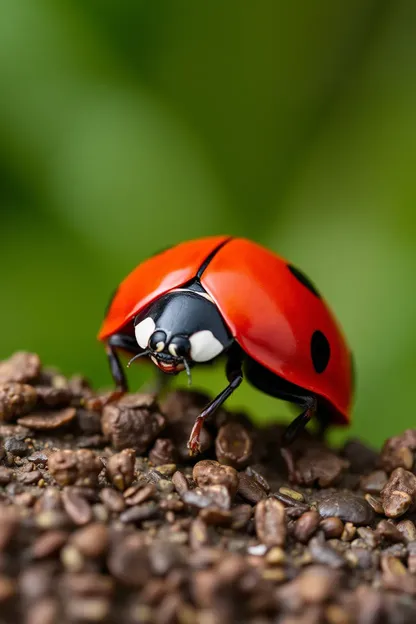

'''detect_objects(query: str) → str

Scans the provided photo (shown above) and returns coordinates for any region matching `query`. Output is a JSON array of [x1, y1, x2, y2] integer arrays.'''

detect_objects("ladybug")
[[98, 236, 353, 454]]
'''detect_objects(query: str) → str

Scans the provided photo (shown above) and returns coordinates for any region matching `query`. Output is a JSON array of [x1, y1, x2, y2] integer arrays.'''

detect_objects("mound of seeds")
[[0, 351, 416, 623]]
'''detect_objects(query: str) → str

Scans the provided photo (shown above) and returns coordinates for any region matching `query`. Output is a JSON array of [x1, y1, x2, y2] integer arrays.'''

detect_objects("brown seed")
[[48, 449, 103, 487], [172, 471, 189, 496], [245, 466, 270, 492], [76, 408, 102, 435], [381, 555, 416, 594], [155, 463, 177, 476], [396, 519, 416, 542], [0, 575, 15, 602], [278, 565, 339, 606], [266, 546, 286, 565], [237, 472, 267, 504], [28, 450, 51, 465], [255, 498, 286, 546], [381, 467, 416, 517], [124, 483, 156, 506], [230, 504, 253, 530], [360, 470, 388, 494], [365, 493, 384, 515], [0, 382, 37, 421], [317, 492, 374, 526], [149, 438, 177, 466], [119, 502, 158, 524], [408, 543, 416, 574], [36, 510, 71, 531], [102, 393, 165, 452], [65, 598, 111, 621], [193, 460, 239, 496], [19, 469, 42, 485], [0, 351, 41, 384], [341, 522, 356, 542], [380, 429, 416, 473], [0, 466, 13, 485], [182, 485, 231, 511], [319, 517, 344, 539], [70, 523, 109, 558], [107, 535, 149, 587], [18, 407, 76, 430], [293, 510, 321, 543], [189, 517, 210, 549], [35, 385, 72, 407], [309, 535, 346, 569], [106, 448, 135, 491], [61, 488, 93, 525], [357, 527, 378, 549], [19, 562, 55, 601], [215, 422, 253, 468], [62, 572, 114, 597], [0, 505, 18, 550], [26, 598, 60, 624], [279, 486, 305, 502], [199, 507, 232, 526], [376, 519, 404, 543], [4, 435, 28, 456], [32, 530, 69, 559], [294, 447, 349, 487], [35, 487, 62, 513], [99, 487, 125, 513]]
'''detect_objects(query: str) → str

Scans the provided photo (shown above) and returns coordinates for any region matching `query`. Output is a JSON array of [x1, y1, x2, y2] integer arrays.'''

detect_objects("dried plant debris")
[[0, 352, 415, 623]]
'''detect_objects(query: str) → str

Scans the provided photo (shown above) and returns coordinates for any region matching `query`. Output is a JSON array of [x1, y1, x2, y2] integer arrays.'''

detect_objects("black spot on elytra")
[[288, 264, 321, 298], [311, 330, 330, 373]]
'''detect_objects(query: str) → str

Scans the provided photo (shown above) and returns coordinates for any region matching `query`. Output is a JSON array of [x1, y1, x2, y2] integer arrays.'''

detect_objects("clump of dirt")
[[0, 351, 415, 623]]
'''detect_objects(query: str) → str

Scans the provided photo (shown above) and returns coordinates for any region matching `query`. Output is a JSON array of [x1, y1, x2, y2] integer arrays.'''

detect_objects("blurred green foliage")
[[1, 1, 416, 446]]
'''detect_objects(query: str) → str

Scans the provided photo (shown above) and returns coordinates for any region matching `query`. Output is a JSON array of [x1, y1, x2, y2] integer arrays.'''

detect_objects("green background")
[[1, 1, 415, 447]]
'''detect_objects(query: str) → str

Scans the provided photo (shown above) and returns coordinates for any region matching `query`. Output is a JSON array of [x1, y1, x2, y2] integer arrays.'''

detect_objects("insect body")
[[98, 237, 353, 453]]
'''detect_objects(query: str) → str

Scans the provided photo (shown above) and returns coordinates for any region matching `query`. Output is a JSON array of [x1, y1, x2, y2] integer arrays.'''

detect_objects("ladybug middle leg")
[[244, 357, 318, 442], [106, 333, 169, 398], [187, 347, 244, 455]]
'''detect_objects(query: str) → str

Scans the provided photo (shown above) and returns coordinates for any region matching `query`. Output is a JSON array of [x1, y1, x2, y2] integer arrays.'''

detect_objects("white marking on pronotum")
[[189, 330, 224, 362], [170, 288, 215, 303], [135, 317, 156, 350]]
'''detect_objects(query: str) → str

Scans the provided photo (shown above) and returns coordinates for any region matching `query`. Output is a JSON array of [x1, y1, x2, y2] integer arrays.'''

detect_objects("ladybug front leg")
[[106, 333, 140, 392], [187, 350, 244, 455], [91, 334, 139, 409]]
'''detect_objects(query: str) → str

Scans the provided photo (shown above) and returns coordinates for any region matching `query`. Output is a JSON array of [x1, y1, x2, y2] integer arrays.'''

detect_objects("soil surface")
[[0, 351, 416, 623]]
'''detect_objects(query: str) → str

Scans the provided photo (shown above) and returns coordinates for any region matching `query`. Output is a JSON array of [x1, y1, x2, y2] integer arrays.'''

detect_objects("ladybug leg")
[[106, 333, 139, 392], [283, 395, 317, 445], [281, 395, 316, 482], [187, 351, 244, 455]]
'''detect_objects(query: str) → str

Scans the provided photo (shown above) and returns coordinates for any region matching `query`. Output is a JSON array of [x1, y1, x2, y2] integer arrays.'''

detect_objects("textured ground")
[[0, 351, 416, 623]]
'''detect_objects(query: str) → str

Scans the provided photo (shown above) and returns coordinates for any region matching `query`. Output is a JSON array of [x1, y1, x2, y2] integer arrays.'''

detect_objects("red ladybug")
[[98, 236, 354, 453]]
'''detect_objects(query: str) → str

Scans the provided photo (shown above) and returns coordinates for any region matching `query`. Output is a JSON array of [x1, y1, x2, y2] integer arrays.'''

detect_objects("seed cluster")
[[0, 351, 415, 623]]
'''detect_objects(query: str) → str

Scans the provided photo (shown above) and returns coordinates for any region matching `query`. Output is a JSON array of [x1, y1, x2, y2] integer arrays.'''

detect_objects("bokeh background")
[[1, 1, 415, 447]]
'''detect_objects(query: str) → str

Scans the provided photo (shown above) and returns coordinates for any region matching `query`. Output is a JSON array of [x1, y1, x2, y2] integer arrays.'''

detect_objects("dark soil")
[[0, 351, 416, 623]]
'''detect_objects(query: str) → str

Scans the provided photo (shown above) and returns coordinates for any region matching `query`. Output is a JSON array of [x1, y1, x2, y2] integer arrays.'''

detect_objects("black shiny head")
[[133, 289, 232, 374]]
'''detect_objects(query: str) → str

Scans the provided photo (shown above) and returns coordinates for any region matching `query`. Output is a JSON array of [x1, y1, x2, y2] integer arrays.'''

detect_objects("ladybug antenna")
[[183, 358, 192, 387], [127, 350, 150, 368]]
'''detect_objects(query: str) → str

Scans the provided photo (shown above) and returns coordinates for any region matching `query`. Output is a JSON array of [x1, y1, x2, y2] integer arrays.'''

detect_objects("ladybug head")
[[133, 289, 233, 378]]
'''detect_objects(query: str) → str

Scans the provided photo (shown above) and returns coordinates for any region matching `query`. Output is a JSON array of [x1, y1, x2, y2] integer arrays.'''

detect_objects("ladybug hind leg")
[[244, 356, 317, 444]]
